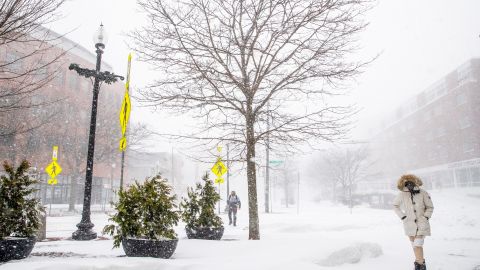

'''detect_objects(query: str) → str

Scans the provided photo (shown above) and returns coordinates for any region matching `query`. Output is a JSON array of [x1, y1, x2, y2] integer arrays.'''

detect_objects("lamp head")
[[93, 23, 108, 48]]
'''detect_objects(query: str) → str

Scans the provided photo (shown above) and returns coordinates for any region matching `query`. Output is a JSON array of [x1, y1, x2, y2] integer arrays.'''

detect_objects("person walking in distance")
[[227, 191, 241, 226], [393, 174, 434, 270]]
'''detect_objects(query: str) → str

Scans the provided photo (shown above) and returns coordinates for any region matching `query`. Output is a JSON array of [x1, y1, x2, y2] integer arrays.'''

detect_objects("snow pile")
[[318, 242, 383, 267]]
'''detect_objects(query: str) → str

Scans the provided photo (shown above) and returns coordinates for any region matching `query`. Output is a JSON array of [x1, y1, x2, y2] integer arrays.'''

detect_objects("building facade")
[[127, 151, 185, 195], [368, 58, 480, 190], [0, 27, 125, 206]]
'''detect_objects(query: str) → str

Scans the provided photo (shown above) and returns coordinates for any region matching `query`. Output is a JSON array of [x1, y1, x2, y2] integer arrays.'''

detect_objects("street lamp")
[[70, 24, 124, 240]]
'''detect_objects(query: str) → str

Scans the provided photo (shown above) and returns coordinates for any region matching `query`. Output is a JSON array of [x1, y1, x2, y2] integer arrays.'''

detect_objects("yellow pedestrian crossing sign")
[[46, 161, 62, 178], [119, 90, 131, 136], [119, 136, 127, 151], [211, 158, 227, 178], [45, 160, 62, 185]]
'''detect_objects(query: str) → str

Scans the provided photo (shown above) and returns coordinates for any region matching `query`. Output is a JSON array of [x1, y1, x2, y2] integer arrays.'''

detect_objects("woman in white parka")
[[393, 174, 434, 270]]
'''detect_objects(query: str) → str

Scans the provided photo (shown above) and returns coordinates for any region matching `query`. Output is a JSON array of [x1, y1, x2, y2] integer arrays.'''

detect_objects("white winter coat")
[[393, 186, 434, 236]]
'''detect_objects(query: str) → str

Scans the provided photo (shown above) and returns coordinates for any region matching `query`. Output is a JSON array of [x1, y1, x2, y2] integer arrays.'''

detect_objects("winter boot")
[[414, 260, 426, 270]]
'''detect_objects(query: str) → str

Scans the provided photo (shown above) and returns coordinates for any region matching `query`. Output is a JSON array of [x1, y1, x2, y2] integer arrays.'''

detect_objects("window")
[[406, 100, 417, 114], [55, 71, 65, 86], [459, 116, 472, 129], [457, 62, 473, 85], [5, 51, 23, 73], [423, 110, 431, 122], [80, 111, 88, 121], [0, 134, 14, 147], [435, 82, 447, 96], [37, 65, 49, 81], [417, 93, 426, 107], [436, 126, 446, 138], [26, 133, 39, 152], [425, 131, 433, 141], [439, 146, 448, 159], [80, 78, 91, 92], [463, 140, 474, 153], [407, 121, 414, 130], [68, 74, 77, 90], [471, 167, 480, 186], [426, 89, 436, 102], [456, 93, 467, 106]]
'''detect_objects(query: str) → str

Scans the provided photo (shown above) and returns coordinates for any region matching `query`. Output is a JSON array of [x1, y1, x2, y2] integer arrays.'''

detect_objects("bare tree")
[[132, 0, 371, 239], [320, 146, 373, 212], [0, 0, 66, 134], [126, 122, 154, 153], [308, 153, 341, 202]]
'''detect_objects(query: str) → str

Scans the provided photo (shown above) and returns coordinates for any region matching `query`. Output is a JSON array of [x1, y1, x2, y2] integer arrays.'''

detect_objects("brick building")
[[367, 58, 480, 190], [0, 27, 125, 206]]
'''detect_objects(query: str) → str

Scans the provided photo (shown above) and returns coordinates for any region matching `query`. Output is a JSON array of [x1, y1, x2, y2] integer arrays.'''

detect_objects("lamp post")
[[70, 24, 124, 240]]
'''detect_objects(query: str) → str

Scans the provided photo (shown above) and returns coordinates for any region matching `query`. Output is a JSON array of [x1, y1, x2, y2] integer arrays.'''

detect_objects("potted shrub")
[[103, 174, 180, 258], [180, 173, 224, 240], [0, 160, 44, 262]]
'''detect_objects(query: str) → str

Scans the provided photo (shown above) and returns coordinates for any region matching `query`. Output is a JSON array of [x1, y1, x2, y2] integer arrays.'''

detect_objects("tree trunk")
[[348, 185, 353, 214], [246, 113, 260, 240], [284, 169, 289, 208]]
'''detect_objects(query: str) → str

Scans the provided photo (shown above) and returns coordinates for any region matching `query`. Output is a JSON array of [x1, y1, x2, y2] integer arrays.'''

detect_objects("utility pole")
[[297, 171, 300, 215], [218, 182, 221, 214], [226, 144, 230, 203], [265, 104, 270, 213], [171, 146, 174, 187]]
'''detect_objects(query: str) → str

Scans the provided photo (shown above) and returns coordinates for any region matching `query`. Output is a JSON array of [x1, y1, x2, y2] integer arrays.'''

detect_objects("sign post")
[[119, 53, 132, 191], [211, 146, 228, 214], [45, 146, 62, 215], [45, 146, 62, 185]]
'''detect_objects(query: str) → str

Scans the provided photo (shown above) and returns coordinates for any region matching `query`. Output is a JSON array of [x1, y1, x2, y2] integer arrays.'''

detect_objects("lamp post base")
[[72, 222, 97, 241]]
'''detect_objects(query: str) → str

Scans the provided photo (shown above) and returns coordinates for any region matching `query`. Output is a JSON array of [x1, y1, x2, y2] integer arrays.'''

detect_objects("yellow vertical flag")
[[119, 53, 132, 149]]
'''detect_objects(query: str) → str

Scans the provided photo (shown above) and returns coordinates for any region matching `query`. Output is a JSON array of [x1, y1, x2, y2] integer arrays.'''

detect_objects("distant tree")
[[319, 146, 373, 211], [132, 0, 372, 239]]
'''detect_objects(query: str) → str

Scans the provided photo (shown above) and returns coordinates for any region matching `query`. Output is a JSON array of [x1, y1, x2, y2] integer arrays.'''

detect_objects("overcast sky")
[[47, 0, 480, 152]]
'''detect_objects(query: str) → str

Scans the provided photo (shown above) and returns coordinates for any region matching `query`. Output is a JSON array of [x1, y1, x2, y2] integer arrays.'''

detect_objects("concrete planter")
[[0, 237, 36, 262], [122, 238, 178, 258], [185, 226, 224, 240]]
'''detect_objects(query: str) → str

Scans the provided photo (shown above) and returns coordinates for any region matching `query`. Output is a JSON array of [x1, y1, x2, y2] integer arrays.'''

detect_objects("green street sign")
[[269, 160, 283, 165]]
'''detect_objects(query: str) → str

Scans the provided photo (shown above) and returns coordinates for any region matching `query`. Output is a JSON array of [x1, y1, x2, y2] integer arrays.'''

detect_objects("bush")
[[180, 173, 223, 229], [103, 174, 179, 248], [0, 160, 44, 238]]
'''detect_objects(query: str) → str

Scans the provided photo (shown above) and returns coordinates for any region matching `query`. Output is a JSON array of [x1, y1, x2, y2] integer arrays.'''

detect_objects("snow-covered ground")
[[1, 188, 480, 270]]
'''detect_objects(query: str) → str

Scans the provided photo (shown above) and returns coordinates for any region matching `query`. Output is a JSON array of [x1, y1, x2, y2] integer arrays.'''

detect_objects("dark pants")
[[228, 206, 238, 225]]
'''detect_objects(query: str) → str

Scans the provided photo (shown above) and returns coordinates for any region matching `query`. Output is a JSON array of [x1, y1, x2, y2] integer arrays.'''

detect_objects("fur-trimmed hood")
[[397, 174, 423, 191]]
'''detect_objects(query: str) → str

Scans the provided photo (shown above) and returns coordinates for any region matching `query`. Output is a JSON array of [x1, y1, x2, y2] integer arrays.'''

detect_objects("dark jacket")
[[227, 194, 241, 209]]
